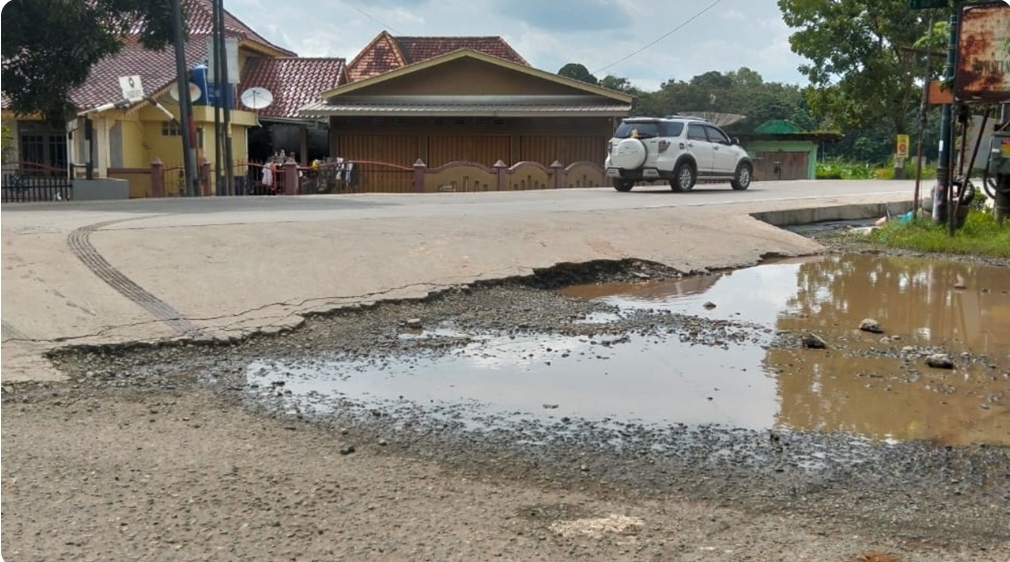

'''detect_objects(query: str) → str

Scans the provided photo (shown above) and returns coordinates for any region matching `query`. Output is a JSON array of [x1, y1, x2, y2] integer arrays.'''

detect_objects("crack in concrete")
[[1, 269, 522, 347]]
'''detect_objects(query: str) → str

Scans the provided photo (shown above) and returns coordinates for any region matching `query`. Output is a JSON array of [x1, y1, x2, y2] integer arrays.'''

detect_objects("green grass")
[[869, 209, 1010, 258], [816, 158, 938, 181], [816, 159, 876, 180]]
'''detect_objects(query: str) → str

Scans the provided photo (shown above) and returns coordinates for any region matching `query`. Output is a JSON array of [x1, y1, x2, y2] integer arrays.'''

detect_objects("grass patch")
[[816, 158, 938, 181], [869, 209, 1010, 258]]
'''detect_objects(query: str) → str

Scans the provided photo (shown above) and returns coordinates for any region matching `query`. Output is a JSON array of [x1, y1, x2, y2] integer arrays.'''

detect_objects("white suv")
[[605, 116, 753, 192]]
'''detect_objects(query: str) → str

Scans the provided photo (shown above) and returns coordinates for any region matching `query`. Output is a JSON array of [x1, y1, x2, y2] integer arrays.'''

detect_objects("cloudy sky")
[[227, 0, 809, 91]]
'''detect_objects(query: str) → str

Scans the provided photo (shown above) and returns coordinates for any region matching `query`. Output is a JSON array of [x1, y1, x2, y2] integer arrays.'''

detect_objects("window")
[[704, 125, 731, 145], [687, 124, 708, 142], [161, 121, 181, 136], [492, 119, 505, 126], [48, 135, 67, 169], [20, 134, 45, 164], [660, 122, 685, 138], [453, 118, 466, 126], [614, 121, 660, 139], [434, 118, 445, 126]]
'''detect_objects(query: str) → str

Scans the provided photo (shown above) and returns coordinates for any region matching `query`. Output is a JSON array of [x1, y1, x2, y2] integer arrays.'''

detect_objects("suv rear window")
[[614, 121, 684, 139]]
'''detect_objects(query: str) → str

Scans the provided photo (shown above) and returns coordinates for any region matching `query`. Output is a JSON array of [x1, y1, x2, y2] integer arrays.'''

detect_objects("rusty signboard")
[[956, 2, 1010, 103]]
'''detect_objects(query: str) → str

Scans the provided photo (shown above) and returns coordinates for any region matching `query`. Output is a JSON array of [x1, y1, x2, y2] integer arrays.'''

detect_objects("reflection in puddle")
[[249, 332, 778, 429], [564, 254, 1010, 446], [248, 254, 1010, 447]]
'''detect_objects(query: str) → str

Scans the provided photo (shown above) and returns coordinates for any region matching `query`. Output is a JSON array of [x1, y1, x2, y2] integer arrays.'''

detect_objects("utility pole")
[[912, 14, 934, 222], [933, 10, 958, 227], [171, 0, 198, 197], [218, 0, 235, 196], [211, 0, 224, 196]]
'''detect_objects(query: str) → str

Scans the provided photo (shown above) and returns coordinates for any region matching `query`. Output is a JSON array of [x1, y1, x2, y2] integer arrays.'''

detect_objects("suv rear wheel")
[[671, 162, 696, 192], [613, 179, 635, 192]]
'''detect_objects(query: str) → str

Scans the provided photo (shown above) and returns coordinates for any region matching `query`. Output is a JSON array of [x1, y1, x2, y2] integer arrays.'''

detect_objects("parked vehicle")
[[605, 116, 753, 192]]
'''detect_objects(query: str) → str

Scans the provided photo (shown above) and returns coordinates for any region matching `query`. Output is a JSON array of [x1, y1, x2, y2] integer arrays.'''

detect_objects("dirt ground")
[[5, 387, 1006, 562], [3, 250, 1010, 561]]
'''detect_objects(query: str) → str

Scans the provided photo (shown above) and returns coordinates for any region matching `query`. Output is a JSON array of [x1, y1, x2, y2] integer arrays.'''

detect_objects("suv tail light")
[[658, 139, 671, 153]]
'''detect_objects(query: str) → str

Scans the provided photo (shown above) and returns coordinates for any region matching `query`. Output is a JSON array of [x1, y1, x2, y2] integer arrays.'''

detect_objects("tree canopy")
[[1, 0, 180, 123], [777, 0, 943, 135], [557, 63, 598, 85]]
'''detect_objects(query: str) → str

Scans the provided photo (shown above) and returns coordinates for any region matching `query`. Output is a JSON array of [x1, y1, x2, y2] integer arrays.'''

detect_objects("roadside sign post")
[[896, 134, 910, 177]]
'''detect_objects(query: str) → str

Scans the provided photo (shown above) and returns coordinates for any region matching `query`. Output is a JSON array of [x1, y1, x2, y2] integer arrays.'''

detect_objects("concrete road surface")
[[1, 180, 916, 382]]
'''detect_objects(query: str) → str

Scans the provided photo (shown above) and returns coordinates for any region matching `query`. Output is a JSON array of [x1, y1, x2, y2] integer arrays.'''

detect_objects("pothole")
[[244, 253, 1010, 447]]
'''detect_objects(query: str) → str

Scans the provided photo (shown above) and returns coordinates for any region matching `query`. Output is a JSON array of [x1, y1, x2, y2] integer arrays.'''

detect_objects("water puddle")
[[246, 254, 1010, 447], [248, 331, 777, 429]]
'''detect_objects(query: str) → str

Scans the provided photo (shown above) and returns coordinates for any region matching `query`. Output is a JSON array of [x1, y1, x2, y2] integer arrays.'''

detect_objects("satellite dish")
[[169, 82, 203, 102], [240, 87, 274, 110]]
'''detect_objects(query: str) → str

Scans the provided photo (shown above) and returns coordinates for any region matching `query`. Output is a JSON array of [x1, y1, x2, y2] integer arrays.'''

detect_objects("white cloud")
[[225, 0, 810, 88]]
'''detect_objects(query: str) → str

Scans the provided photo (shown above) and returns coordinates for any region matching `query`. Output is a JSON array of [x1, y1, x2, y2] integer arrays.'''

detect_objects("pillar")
[[150, 158, 164, 198]]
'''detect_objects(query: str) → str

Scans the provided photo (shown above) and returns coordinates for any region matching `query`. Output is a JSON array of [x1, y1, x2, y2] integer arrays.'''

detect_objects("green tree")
[[778, 0, 942, 136], [599, 75, 635, 93], [557, 63, 598, 85], [1, 0, 180, 123], [1, 121, 15, 163], [630, 68, 819, 134]]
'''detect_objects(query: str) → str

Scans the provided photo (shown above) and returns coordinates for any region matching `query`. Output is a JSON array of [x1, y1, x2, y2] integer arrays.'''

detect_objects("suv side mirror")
[[731, 137, 740, 146]]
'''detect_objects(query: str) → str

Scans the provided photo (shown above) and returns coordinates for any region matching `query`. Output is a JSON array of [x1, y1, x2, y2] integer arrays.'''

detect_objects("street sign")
[[896, 135, 910, 158], [118, 75, 144, 102], [908, 0, 948, 9]]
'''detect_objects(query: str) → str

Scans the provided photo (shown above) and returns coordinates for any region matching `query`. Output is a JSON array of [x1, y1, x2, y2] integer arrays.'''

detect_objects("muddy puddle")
[[246, 254, 1010, 447]]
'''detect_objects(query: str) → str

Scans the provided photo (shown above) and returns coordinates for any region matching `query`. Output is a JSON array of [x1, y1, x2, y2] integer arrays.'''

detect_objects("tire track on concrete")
[[68, 219, 201, 336]]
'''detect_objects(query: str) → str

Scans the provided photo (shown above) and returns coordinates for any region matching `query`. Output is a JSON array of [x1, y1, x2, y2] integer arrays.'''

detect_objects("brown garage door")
[[752, 151, 810, 181], [335, 134, 418, 192], [427, 135, 511, 168], [519, 135, 607, 166]]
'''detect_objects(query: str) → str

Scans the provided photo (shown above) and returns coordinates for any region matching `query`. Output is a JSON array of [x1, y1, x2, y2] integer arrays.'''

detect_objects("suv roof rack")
[[664, 114, 711, 122]]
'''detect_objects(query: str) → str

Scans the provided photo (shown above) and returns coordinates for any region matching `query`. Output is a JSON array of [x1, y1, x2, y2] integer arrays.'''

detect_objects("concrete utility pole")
[[217, 0, 235, 196], [933, 10, 958, 227], [212, 0, 224, 195], [171, 0, 198, 197]]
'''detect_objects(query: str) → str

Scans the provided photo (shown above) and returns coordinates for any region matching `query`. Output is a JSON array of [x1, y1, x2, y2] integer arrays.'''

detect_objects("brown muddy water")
[[247, 254, 1010, 446]]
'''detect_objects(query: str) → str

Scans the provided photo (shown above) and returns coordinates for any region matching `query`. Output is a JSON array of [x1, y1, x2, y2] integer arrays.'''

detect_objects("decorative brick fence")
[[119, 157, 607, 197]]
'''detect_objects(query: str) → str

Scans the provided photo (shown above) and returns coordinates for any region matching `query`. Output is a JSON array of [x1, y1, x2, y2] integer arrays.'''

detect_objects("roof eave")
[[320, 49, 635, 105], [239, 38, 296, 58], [298, 106, 632, 119]]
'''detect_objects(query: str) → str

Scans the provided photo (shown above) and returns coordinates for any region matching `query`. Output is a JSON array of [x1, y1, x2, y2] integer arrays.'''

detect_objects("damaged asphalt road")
[[4, 248, 1010, 560]]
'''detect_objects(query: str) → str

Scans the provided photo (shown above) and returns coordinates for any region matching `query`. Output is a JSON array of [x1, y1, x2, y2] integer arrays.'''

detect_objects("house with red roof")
[[3, 15, 633, 196], [299, 31, 633, 191], [1, 0, 344, 195]]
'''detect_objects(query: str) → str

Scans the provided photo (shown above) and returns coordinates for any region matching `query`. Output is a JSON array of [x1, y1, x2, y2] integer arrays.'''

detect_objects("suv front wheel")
[[671, 162, 696, 192], [731, 162, 752, 191]]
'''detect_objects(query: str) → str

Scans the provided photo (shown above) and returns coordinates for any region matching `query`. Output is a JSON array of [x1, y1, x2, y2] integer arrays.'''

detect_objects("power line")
[[593, 0, 724, 75], [349, 3, 401, 34]]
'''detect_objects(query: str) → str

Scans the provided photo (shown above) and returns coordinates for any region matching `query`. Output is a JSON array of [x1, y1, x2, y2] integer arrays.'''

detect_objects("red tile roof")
[[345, 32, 408, 83], [68, 36, 209, 110], [4, 0, 296, 112], [396, 36, 527, 67], [346, 31, 529, 82], [183, 0, 294, 56], [239, 57, 346, 119]]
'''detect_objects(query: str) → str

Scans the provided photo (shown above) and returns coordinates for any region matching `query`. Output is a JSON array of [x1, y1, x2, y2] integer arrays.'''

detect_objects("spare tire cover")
[[611, 138, 647, 170]]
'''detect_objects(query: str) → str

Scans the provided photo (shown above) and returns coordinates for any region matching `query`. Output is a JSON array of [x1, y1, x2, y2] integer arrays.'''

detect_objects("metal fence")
[[1, 162, 73, 203]]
